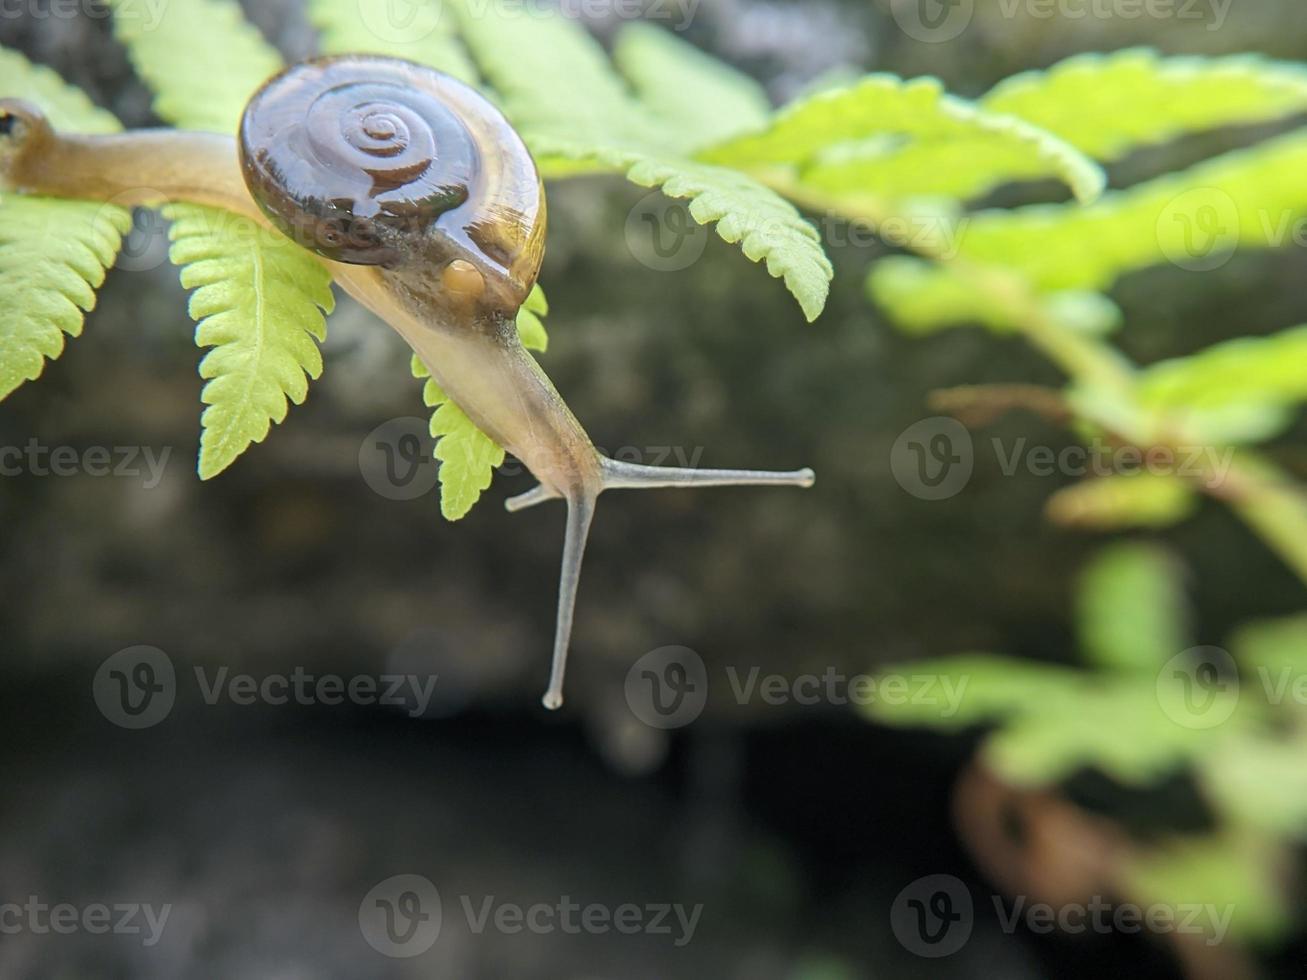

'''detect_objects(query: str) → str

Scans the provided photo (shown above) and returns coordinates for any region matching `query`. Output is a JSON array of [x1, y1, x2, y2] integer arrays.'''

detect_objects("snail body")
[[0, 55, 814, 709]]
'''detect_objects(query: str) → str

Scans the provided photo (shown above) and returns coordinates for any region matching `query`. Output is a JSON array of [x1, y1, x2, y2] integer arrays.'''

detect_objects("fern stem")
[[1206, 452, 1307, 587]]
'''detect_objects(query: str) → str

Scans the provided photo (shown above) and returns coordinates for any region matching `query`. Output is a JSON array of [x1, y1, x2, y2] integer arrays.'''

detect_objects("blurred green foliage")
[[870, 543, 1307, 944]]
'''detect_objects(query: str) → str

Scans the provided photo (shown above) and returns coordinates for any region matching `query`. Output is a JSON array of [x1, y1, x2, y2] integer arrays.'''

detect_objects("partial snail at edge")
[[0, 54, 815, 709]]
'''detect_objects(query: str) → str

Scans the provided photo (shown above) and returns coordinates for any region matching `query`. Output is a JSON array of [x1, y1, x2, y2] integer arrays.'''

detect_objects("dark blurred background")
[[3, 1, 1307, 977]]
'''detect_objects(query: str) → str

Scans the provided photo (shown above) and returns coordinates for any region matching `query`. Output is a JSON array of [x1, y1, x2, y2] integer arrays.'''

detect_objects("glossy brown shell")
[[239, 55, 545, 307]]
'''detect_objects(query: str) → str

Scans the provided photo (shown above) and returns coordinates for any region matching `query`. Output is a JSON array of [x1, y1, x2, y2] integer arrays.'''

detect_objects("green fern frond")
[[516, 284, 549, 353], [110, 0, 281, 133], [166, 204, 334, 479], [843, 50, 1307, 205], [449, 0, 827, 319], [984, 48, 1307, 161], [409, 358, 503, 521], [612, 22, 771, 149], [1138, 325, 1307, 415], [110, 3, 348, 477], [1076, 543, 1187, 675], [449, 0, 673, 153], [867, 257, 1023, 334], [865, 653, 1077, 730], [866, 256, 1122, 336], [408, 292, 551, 518], [699, 74, 1106, 206], [0, 47, 121, 134], [537, 141, 832, 322], [309, 0, 479, 86], [0, 48, 129, 401], [1045, 474, 1198, 532], [0, 195, 131, 400], [428, 397, 506, 521], [952, 130, 1307, 292]]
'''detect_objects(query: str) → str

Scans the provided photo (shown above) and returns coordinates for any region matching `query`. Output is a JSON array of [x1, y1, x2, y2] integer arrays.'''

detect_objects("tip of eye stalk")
[[0, 100, 53, 187], [797, 468, 816, 488], [0, 99, 48, 148], [542, 689, 564, 711]]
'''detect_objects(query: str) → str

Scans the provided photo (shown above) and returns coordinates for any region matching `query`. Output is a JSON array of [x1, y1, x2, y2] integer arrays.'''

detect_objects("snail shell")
[[239, 55, 545, 312]]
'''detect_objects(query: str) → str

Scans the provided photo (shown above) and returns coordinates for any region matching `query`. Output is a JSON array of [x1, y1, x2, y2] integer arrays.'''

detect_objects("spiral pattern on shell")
[[239, 55, 545, 305]]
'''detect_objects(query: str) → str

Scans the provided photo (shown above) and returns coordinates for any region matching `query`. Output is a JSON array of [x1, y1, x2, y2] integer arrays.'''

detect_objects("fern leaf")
[[0, 196, 131, 399], [1045, 474, 1198, 532], [309, 0, 479, 86], [612, 22, 770, 149], [0, 48, 128, 400], [409, 358, 503, 521], [516, 284, 549, 353], [449, 0, 831, 319], [429, 399, 506, 520], [449, 0, 674, 153], [867, 257, 1022, 334], [984, 683, 1223, 787], [110, 0, 281, 133], [1076, 544, 1187, 674], [537, 141, 832, 321], [166, 204, 334, 479], [699, 74, 1105, 206], [952, 130, 1307, 292], [0, 47, 121, 134], [110, 4, 342, 477], [1137, 325, 1307, 423], [984, 49, 1307, 161], [867, 257, 1122, 336], [865, 654, 1076, 730], [408, 293, 549, 517], [1232, 614, 1307, 678]]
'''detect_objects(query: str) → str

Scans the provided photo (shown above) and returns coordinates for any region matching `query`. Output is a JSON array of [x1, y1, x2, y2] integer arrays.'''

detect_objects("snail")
[[0, 55, 814, 709]]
